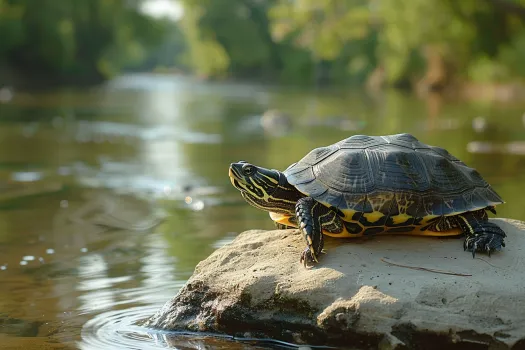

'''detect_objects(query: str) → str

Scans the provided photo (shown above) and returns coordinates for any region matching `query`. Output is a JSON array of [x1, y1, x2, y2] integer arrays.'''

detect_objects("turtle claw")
[[300, 246, 318, 269], [300, 248, 312, 269], [464, 231, 505, 259], [300, 234, 321, 268]]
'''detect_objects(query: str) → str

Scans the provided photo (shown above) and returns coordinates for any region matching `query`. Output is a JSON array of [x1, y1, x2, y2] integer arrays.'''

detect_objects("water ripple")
[[79, 305, 339, 350], [79, 305, 272, 350], [80, 305, 163, 350]]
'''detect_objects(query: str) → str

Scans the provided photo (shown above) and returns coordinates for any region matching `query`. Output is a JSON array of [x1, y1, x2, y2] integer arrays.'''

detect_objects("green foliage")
[[466, 56, 508, 83], [4, 0, 525, 87], [0, 0, 25, 54], [176, 0, 525, 87], [375, 0, 474, 83], [177, 0, 283, 78], [177, 4, 230, 78], [498, 28, 525, 79], [0, 0, 171, 83], [268, 0, 371, 60]]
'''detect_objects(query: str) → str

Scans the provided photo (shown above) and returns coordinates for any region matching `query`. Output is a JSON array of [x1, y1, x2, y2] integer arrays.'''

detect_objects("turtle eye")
[[242, 164, 255, 176]]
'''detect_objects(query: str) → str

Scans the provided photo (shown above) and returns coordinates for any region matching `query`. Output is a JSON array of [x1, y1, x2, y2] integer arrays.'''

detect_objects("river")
[[0, 73, 524, 349]]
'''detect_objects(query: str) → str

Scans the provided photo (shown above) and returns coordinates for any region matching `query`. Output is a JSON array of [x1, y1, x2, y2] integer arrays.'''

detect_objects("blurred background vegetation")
[[2, 0, 525, 94]]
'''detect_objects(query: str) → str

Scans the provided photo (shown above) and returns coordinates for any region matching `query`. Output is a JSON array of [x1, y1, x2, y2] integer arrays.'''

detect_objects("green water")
[[0, 73, 524, 349]]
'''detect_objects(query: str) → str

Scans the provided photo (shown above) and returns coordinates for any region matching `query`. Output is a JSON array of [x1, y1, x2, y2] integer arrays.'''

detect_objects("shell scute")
[[313, 149, 374, 194], [338, 135, 385, 149], [416, 149, 472, 194], [441, 194, 468, 215], [382, 133, 423, 149], [314, 189, 345, 210], [366, 145, 430, 192], [285, 165, 316, 185], [295, 145, 339, 167], [283, 133, 504, 218], [341, 193, 368, 213]]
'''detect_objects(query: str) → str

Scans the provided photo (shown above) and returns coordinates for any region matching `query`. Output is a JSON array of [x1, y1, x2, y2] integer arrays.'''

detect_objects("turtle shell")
[[283, 134, 503, 223]]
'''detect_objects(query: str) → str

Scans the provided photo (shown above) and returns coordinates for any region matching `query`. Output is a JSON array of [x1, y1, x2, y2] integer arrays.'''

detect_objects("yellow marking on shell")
[[363, 211, 385, 223], [396, 193, 415, 215], [270, 212, 464, 239], [323, 224, 462, 238], [376, 194, 392, 201], [323, 226, 364, 238], [269, 197, 462, 240], [341, 209, 357, 219], [272, 208, 365, 238], [368, 193, 394, 211], [390, 213, 413, 225]]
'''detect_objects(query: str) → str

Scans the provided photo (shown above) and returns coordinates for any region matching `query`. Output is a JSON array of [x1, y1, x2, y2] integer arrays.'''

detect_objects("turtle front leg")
[[456, 210, 506, 258], [295, 197, 344, 267]]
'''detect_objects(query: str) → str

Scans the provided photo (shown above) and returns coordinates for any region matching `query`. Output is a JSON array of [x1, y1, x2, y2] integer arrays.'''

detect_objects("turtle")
[[228, 133, 506, 267]]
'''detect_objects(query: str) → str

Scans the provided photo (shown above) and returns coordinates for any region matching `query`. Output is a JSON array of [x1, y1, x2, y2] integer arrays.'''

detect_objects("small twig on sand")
[[381, 258, 472, 277]]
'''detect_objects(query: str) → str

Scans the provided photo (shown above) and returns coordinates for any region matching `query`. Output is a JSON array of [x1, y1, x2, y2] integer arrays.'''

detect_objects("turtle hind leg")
[[463, 221, 506, 258], [455, 210, 506, 258]]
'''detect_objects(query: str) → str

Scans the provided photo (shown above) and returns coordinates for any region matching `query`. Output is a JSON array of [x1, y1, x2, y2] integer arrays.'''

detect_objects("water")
[[0, 73, 524, 349]]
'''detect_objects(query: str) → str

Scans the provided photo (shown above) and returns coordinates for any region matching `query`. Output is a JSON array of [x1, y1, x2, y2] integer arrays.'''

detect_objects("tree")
[[0, 0, 170, 85]]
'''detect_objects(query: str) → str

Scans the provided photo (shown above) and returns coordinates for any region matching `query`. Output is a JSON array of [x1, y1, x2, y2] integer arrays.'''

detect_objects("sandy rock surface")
[[145, 218, 525, 349]]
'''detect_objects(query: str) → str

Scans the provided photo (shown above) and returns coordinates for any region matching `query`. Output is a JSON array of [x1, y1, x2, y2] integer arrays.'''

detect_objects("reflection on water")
[[81, 305, 314, 350], [0, 73, 525, 349], [468, 140, 525, 155]]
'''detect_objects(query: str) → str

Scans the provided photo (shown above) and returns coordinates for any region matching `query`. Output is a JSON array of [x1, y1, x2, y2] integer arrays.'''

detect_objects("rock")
[[144, 219, 525, 349]]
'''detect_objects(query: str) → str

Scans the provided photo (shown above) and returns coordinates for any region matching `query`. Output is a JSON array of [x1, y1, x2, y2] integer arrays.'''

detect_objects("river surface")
[[0, 74, 524, 349]]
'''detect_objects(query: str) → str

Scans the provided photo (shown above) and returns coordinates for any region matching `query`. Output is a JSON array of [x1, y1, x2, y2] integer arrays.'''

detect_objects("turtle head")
[[229, 161, 301, 214]]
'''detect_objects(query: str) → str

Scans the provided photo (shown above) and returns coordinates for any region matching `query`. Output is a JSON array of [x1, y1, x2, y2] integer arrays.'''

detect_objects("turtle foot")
[[300, 246, 318, 269], [464, 222, 506, 258]]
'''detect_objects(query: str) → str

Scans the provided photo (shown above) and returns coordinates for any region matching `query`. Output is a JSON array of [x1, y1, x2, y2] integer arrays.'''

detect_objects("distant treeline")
[[176, 0, 525, 90], [2, 0, 525, 90], [0, 0, 177, 86]]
